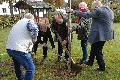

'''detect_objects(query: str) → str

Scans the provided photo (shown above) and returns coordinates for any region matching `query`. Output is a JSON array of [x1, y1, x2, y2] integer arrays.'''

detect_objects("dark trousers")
[[88, 41, 106, 70], [33, 41, 48, 58], [58, 40, 69, 59]]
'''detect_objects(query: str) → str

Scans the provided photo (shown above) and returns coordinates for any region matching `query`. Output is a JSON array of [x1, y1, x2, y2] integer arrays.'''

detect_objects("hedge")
[[0, 15, 20, 29], [114, 10, 120, 23]]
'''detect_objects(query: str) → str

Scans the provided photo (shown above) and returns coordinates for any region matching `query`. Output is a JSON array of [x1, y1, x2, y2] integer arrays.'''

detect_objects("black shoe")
[[96, 67, 105, 72]]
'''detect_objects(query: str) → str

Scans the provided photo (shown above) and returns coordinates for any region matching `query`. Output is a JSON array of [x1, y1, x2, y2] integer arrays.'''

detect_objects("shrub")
[[0, 16, 20, 29], [114, 10, 120, 23], [110, 1, 120, 23], [71, 14, 77, 23]]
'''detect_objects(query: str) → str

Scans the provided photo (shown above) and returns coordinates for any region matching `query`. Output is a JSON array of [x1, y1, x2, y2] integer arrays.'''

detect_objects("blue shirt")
[[26, 20, 39, 42]]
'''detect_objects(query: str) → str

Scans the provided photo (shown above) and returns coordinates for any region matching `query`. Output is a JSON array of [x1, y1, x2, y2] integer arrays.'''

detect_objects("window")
[[2, 8, 7, 13], [39, 9, 43, 12]]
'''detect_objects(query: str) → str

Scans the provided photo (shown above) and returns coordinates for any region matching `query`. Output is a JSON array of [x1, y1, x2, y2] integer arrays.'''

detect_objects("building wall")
[[0, 1, 47, 17], [0, 2, 19, 15]]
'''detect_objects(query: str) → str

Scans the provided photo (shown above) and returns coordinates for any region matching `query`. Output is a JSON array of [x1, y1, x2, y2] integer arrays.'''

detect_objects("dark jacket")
[[50, 17, 68, 41], [37, 26, 55, 48]]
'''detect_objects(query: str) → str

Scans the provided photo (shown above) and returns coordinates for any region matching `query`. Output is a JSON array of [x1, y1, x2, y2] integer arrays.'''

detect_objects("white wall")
[[0, 2, 19, 15], [0, 1, 46, 17]]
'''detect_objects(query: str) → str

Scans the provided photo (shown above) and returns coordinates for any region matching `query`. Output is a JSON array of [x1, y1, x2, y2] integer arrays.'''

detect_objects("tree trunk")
[[67, 0, 72, 71], [9, 0, 14, 17]]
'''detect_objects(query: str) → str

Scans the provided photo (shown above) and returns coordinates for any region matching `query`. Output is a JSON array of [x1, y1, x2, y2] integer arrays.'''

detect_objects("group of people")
[[6, 0, 114, 80]]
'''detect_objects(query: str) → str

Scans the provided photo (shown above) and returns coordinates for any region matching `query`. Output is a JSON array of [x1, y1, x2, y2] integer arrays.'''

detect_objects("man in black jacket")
[[50, 14, 69, 63], [32, 19, 55, 62]]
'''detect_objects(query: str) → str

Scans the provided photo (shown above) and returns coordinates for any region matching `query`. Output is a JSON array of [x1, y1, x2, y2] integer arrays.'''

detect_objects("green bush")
[[114, 11, 120, 23], [48, 12, 55, 21], [0, 16, 20, 29], [71, 14, 77, 23], [110, 1, 120, 23]]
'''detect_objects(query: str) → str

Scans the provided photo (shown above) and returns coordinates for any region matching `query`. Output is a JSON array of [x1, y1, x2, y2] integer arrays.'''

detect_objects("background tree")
[[43, 0, 55, 6], [71, 0, 80, 9], [71, 0, 92, 10], [110, 1, 120, 22], [44, 0, 64, 8], [55, 0, 64, 8]]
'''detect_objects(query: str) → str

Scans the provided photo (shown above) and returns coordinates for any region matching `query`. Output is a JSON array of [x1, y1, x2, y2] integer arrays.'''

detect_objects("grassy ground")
[[0, 23, 120, 80]]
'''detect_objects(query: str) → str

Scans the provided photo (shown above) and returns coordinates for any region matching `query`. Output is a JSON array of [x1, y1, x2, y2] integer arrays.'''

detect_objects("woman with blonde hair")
[[6, 13, 38, 80]]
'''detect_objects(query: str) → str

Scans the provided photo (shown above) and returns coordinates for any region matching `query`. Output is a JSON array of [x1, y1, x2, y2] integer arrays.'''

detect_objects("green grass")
[[0, 23, 120, 80]]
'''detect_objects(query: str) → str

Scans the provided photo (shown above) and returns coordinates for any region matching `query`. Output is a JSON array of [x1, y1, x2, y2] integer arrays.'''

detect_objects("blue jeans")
[[81, 38, 88, 62], [7, 49, 35, 80]]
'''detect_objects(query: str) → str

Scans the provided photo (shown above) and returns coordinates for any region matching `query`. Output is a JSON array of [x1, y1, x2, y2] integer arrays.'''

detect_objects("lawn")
[[0, 23, 120, 80]]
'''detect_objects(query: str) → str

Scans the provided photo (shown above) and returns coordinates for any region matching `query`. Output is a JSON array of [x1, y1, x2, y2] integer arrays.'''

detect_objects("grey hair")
[[92, 0, 102, 9], [79, 2, 87, 8], [24, 13, 34, 19]]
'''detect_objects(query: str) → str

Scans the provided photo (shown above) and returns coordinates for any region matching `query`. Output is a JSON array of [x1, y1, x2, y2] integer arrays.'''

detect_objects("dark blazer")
[[74, 6, 114, 43]]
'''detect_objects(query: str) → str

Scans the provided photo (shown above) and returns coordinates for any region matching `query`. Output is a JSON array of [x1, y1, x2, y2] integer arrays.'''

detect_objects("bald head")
[[54, 15, 63, 24]]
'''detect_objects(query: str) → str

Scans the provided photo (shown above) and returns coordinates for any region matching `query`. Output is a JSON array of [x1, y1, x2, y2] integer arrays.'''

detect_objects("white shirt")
[[6, 18, 38, 53]]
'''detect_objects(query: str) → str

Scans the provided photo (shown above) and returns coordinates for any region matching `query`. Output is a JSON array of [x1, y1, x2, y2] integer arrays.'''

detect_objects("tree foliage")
[[0, 0, 16, 3], [71, 0, 93, 10], [44, 0, 64, 8], [110, 1, 120, 22]]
